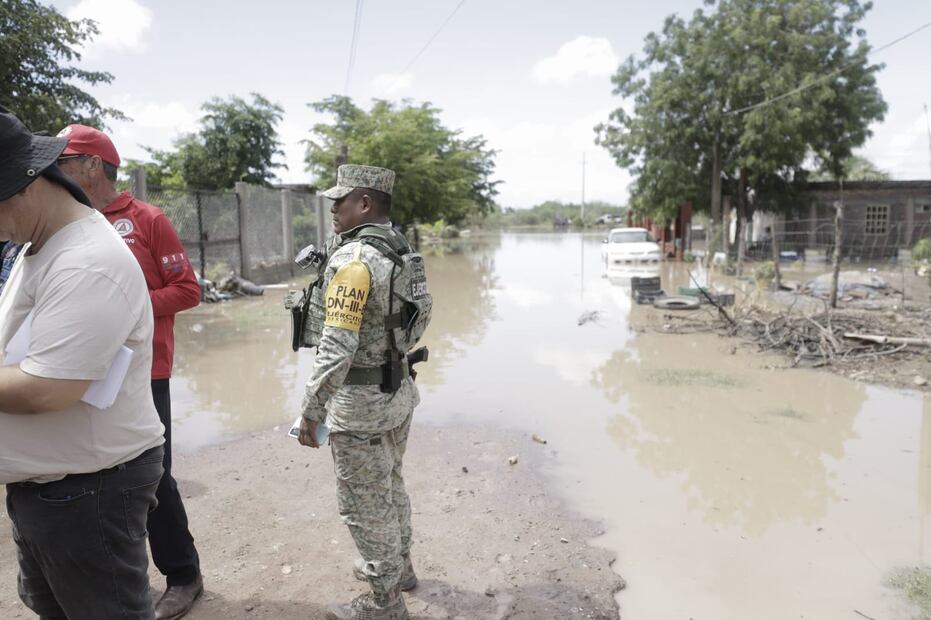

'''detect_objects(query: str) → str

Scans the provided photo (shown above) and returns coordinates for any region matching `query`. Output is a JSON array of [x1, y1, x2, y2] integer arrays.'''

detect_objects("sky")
[[45, 0, 931, 208]]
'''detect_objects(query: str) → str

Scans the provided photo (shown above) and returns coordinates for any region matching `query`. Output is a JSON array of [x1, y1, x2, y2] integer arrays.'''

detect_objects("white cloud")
[[66, 0, 152, 57], [460, 111, 631, 207], [371, 72, 414, 96], [532, 36, 619, 85], [116, 98, 197, 132], [93, 97, 196, 163], [861, 111, 931, 180]]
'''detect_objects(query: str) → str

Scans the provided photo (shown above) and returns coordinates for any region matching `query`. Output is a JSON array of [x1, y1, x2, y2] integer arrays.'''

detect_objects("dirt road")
[[0, 423, 623, 620]]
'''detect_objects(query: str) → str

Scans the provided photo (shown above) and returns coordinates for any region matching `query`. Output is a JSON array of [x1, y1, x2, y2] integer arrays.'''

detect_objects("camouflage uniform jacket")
[[300, 223, 420, 433]]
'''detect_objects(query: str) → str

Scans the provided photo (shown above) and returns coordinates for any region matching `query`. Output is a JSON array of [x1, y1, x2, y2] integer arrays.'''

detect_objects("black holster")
[[381, 351, 405, 393], [290, 290, 308, 352]]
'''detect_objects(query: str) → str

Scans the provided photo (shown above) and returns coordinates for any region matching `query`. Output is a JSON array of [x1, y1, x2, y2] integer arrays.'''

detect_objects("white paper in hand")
[[80, 346, 133, 409], [3, 310, 133, 409], [288, 416, 330, 445]]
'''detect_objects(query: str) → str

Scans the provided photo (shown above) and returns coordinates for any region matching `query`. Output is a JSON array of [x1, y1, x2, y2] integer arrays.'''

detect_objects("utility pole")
[[581, 152, 587, 224]]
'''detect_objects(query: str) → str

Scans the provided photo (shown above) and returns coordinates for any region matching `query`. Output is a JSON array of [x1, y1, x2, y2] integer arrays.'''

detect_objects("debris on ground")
[[199, 273, 265, 303], [218, 274, 265, 296], [198, 277, 233, 303], [577, 310, 601, 326], [532, 434, 548, 445], [508, 455, 519, 465], [648, 299, 931, 391], [803, 271, 893, 300]]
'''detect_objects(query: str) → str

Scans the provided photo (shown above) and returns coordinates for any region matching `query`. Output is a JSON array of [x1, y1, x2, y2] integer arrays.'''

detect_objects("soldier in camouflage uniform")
[[298, 165, 428, 620]]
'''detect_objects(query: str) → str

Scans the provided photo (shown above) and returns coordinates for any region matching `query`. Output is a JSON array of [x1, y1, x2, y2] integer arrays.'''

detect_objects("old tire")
[[653, 296, 700, 310]]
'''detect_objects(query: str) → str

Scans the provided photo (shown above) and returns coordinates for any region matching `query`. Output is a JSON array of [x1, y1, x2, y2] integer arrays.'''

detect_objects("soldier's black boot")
[[325, 585, 408, 620], [353, 554, 418, 591]]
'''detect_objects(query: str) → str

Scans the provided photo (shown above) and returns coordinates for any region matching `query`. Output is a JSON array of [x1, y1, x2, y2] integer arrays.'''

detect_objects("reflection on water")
[[172, 291, 315, 451], [416, 237, 500, 386], [172, 231, 930, 619], [594, 336, 866, 536]]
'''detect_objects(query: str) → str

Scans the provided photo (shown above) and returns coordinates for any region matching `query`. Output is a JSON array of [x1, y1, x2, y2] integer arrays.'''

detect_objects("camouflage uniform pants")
[[331, 412, 413, 596]]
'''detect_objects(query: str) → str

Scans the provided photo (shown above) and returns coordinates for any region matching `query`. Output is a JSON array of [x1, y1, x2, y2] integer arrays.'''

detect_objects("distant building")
[[627, 202, 693, 259], [766, 180, 931, 260]]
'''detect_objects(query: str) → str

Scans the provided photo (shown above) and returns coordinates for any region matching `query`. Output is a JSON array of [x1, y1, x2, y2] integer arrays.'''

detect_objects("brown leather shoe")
[[155, 574, 204, 620]]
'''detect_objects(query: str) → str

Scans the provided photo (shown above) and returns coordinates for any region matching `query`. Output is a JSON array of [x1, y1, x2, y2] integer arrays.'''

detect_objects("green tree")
[[123, 157, 186, 189], [147, 93, 285, 190], [597, 0, 886, 222], [809, 154, 890, 181], [0, 0, 123, 131], [305, 96, 499, 225]]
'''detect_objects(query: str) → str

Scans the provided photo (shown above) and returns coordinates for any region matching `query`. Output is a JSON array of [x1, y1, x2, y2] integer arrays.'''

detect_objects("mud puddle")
[[172, 232, 930, 619]]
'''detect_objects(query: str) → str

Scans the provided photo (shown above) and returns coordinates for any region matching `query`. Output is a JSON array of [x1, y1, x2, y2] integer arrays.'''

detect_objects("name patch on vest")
[[411, 277, 428, 299], [324, 259, 370, 332]]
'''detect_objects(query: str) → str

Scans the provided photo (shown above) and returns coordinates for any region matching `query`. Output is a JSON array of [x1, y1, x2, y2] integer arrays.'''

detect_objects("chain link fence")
[[127, 172, 325, 284], [750, 217, 931, 263]]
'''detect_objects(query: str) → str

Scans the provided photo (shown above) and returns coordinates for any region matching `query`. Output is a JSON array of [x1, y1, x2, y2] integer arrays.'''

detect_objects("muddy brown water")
[[173, 231, 930, 620]]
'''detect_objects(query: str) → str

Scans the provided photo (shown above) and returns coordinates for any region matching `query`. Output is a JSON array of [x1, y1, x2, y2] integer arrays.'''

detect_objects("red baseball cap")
[[56, 124, 121, 167]]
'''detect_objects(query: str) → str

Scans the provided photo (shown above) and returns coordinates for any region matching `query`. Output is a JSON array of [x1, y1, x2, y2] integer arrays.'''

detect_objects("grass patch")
[[765, 408, 806, 420], [641, 368, 745, 388], [888, 566, 931, 619]]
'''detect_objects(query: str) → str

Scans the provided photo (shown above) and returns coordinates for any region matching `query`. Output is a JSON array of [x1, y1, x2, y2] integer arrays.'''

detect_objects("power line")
[[343, 0, 365, 95], [726, 21, 931, 116], [388, 0, 466, 93]]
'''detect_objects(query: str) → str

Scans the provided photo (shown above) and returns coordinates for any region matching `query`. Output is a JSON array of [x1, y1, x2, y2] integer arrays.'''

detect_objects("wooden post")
[[315, 194, 327, 249], [707, 138, 721, 267], [829, 181, 845, 309], [722, 195, 731, 270], [736, 204, 746, 277], [808, 200, 818, 249], [771, 214, 782, 291], [130, 167, 147, 201]]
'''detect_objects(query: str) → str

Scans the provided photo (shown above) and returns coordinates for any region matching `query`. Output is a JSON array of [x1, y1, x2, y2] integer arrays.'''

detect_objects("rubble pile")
[[654, 302, 931, 379]]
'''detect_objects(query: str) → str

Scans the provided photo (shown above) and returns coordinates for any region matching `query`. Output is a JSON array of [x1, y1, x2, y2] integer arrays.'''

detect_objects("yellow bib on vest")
[[324, 249, 370, 332]]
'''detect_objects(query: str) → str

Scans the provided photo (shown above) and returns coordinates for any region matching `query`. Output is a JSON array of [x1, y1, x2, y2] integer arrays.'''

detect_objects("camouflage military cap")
[[322, 164, 396, 200]]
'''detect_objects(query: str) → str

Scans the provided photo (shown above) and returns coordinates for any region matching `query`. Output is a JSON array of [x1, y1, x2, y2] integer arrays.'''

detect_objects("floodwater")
[[172, 231, 930, 620]]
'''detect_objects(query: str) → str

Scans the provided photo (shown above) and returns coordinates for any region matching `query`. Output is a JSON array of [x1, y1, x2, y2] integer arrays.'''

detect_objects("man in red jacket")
[[57, 124, 204, 620]]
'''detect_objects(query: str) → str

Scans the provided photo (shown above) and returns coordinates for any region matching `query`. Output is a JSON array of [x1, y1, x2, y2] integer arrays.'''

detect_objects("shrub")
[[913, 238, 931, 263], [753, 261, 776, 283]]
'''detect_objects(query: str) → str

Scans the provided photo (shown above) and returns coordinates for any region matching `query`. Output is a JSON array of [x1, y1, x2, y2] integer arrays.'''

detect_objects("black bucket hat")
[[0, 110, 68, 202]]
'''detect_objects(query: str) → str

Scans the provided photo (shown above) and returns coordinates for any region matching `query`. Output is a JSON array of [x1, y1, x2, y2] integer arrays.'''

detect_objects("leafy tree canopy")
[[146, 93, 285, 190], [305, 96, 499, 226], [809, 154, 891, 181], [0, 0, 124, 131], [597, 0, 886, 221]]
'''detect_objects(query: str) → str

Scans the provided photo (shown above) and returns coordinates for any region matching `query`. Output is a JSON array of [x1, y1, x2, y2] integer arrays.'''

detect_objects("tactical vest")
[[291, 225, 432, 356]]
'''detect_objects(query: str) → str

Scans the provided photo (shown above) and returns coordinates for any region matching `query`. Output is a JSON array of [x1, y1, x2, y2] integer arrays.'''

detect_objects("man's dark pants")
[[6, 445, 165, 620], [149, 378, 200, 587]]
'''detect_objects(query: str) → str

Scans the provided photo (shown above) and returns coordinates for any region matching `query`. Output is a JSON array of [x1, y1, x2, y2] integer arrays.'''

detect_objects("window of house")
[[865, 205, 889, 235], [917, 203, 931, 213]]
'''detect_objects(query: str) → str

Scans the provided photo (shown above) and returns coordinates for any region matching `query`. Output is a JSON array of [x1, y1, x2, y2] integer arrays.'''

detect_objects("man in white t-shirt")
[[0, 111, 166, 619]]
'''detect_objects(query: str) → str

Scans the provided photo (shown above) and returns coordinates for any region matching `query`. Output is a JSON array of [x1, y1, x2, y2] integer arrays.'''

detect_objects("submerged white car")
[[601, 227, 662, 269]]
